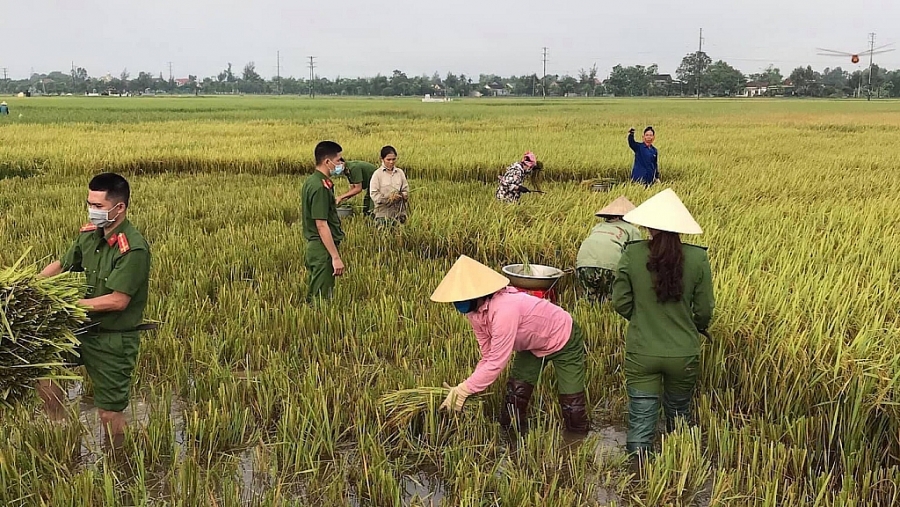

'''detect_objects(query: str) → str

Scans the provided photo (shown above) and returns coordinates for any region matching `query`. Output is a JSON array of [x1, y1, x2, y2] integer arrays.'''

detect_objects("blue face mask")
[[330, 164, 344, 177], [453, 299, 477, 314]]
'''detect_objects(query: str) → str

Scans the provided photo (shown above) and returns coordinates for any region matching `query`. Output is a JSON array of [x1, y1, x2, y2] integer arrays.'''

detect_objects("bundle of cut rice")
[[0, 253, 87, 407], [380, 387, 450, 429]]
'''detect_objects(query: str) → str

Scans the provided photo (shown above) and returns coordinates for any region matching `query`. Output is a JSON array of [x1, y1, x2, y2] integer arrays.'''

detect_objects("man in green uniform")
[[36, 173, 151, 448], [611, 189, 714, 456], [302, 141, 346, 302], [576, 196, 642, 303], [336, 160, 378, 217]]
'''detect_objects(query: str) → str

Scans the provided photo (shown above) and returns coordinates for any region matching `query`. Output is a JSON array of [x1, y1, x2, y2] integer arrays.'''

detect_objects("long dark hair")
[[647, 231, 684, 303]]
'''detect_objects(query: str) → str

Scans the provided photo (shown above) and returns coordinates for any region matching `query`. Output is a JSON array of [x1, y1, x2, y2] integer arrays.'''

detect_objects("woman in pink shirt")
[[431, 255, 589, 434]]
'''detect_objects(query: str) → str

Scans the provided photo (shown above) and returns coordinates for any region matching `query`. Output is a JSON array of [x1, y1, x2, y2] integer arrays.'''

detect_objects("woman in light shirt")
[[431, 255, 589, 434], [369, 146, 410, 225]]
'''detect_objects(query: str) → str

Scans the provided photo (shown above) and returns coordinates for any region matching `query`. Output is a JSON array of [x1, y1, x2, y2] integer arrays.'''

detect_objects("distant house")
[[649, 74, 684, 96], [742, 80, 770, 97], [175, 78, 191, 87], [484, 82, 510, 97]]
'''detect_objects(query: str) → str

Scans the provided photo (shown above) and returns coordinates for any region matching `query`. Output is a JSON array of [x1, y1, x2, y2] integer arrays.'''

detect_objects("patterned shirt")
[[495, 162, 531, 203]]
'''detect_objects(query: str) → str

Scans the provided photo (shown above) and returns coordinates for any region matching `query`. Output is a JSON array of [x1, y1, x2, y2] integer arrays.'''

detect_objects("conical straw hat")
[[622, 188, 702, 234], [430, 255, 510, 303], [595, 196, 636, 217]]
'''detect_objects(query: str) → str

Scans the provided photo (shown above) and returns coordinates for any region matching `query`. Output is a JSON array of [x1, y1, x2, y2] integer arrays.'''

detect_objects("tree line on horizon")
[[3, 52, 899, 98]]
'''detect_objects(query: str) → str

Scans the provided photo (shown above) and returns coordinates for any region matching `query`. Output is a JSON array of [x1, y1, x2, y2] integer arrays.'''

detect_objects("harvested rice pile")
[[0, 256, 87, 407]]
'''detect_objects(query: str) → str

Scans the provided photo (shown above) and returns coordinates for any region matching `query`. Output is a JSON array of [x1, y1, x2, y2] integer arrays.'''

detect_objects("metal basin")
[[502, 264, 566, 291], [337, 206, 354, 218], [591, 178, 617, 192]]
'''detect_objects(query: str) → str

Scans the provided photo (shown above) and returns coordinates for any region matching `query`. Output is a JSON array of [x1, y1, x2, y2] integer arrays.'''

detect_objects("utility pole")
[[541, 47, 548, 99], [276, 50, 281, 95], [308, 56, 316, 98], [696, 28, 704, 99], [168, 61, 173, 81], [2, 68, 8, 80], [866, 32, 875, 101]]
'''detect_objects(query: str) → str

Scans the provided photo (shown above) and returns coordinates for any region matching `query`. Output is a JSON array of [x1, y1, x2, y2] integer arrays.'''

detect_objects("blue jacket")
[[628, 133, 658, 185]]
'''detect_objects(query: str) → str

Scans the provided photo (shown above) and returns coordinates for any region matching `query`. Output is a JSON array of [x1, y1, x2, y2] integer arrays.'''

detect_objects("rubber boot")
[[626, 388, 660, 455], [559, 392, 590, 434], [498, 379, 534, 433], [662, 390, 693, 433]]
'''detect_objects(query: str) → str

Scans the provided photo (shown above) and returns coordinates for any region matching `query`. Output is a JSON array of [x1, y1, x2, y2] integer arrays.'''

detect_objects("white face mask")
[[88, 205, 120, 228]]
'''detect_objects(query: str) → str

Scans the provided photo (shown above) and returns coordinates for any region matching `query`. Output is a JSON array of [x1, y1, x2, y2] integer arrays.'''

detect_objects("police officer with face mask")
[[36, 172, 151, 449], [302, 141, 347, 302]]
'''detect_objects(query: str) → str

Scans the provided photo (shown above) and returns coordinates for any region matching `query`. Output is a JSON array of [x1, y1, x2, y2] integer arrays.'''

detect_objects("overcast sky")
[[2, 0, 898, 80]]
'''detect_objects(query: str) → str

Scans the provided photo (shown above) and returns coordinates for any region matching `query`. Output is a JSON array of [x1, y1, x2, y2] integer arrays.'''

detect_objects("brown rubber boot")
[[499, 379, 534, 433], [559, 392, 590, 434]]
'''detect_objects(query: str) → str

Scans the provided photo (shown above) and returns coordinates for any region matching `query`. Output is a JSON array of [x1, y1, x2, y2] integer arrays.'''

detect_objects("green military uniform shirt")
[[302, 171, 344, 243], [61, 219, 151, 331], [346, 161, 377, 190], [346, 160, 378, 215], [576, 220, 643, 270], [612, 241, 714, 357]]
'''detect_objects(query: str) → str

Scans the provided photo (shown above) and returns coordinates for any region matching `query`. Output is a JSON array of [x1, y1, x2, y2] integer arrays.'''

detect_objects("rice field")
[[1, 96, 900, 506]]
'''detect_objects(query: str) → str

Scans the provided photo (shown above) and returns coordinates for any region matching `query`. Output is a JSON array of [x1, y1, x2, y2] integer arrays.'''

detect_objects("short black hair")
[[644, 126, 655, 134], [315, 141, 343, 165], [89, 172, 130, 206], [380, 145, 397, 159]]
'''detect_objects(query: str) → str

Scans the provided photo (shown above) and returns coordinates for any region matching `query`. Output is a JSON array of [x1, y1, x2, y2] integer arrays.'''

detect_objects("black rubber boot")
[[498, 379, 534, 433], [559, 392, 590, 434]]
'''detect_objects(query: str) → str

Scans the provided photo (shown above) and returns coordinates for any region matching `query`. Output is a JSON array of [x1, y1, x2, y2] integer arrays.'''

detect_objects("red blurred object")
[[851, 55, 860, 64], [515, 287, 558, 304]]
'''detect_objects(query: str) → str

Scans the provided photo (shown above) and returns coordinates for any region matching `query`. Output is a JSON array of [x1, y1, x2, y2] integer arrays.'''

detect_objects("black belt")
[[84, 322, 160, 334]]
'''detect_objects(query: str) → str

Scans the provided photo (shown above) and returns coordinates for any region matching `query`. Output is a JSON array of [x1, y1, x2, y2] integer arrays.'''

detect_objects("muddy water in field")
[[62, 382, 632, 505]]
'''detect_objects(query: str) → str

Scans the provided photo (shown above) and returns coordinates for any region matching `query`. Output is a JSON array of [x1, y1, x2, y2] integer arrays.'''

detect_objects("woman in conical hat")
[[575, 196, 642, 303], [495, 151, 543, 204], [431, 255, 589, 434], [611, 188, 715, 457]]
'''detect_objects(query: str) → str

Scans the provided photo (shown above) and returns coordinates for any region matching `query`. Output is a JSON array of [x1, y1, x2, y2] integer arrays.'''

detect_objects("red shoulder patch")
[[323, 179, 334, 190], [117, 233, 130, 254], [80, 223, 97, 233]]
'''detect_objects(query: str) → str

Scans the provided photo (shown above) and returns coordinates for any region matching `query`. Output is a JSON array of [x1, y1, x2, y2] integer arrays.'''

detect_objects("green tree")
[[821, 67, 849, 96], [706, 60, 746, 96], [789, 66, 822, 96], [242, 62, 261, 82], [676, 51, 712, 95], [748, 65, 783, 86], [578, 65, 599, 96]]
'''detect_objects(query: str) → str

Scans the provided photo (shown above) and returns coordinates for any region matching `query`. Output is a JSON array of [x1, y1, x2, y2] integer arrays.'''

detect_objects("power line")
[[541, 47, 548, 99], [308, 56, 316, 98]]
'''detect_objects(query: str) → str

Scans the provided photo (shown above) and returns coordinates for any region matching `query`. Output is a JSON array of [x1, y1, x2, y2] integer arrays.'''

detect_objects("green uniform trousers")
[[576, 267, 616, 303], [509, 322, 586, 395], [363, 193, 374, 217], [306, 240, 336, 302], [625, 352, 699, 453], [66, 331, 141, 412]]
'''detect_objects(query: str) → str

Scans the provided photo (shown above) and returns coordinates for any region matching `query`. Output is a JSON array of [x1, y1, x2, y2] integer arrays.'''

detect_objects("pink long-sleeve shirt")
[[462, 287, 574, 393]]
